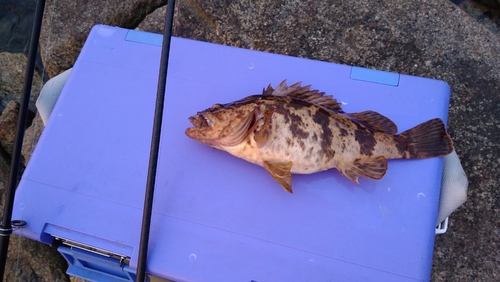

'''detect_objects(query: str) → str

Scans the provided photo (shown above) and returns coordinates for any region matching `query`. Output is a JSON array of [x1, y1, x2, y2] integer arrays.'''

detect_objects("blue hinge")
[[58, 245, 136, 282], [125, 30, 163, 47]]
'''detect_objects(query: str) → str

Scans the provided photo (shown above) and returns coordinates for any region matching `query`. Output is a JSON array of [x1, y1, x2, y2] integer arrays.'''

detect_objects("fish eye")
[[211, 103, 223, 111]]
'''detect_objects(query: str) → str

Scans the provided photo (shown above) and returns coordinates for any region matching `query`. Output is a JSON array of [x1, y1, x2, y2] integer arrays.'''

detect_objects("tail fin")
[[398, 118, 454, 159]]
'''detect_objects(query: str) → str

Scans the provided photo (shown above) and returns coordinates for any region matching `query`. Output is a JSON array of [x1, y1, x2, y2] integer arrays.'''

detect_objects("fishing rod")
[[136, 0, 176, 281], [0, 0, 46, 280]]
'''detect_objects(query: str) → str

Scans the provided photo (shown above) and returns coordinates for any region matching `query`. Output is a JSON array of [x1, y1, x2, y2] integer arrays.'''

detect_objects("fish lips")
[[188, 113, 211, 129], [186, 113, 211, 138]]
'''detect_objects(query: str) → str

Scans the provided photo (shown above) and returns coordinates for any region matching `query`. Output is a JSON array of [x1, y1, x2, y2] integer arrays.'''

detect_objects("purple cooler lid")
[[13, 25, 450, 281]]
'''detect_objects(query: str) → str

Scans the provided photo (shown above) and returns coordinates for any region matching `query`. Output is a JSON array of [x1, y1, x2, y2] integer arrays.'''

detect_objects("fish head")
[[186, 99, 259, 149]]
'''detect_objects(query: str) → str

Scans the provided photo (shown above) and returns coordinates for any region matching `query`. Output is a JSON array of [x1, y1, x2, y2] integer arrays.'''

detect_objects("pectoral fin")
[[339, 156, 388, 183], [263, 161, 293, 193], [253, 106, 275, 148], [219, 110, 256, 147]]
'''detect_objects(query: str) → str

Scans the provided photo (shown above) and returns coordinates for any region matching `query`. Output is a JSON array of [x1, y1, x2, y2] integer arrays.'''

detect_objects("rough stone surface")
[[458, 0, 500, 33], [472, 0, 500, 9], [4, 235, 70, 282], [0, 136, 11, 215], [40, 0, 169, 78], [0, 100, 19, 156], [0, 0, 36, 53], [22, 113, 44, 166], [0, 52, 43, 113]]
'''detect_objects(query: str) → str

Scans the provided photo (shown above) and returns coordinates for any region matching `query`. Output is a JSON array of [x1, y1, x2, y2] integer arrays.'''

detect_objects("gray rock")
[[40, 0, 169, 78], [0, 0, 36, 53], [457, 0, 500, 33], [0, 100, 19, 156], [472, 0, 500, 9], [22, 113, 44, 166], [0, 135, 11, 214], [0, 52, 43, 113], [4, 235, 69, 282]]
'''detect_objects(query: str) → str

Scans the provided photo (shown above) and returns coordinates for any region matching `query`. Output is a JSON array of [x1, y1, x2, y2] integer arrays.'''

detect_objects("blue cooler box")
[[13, 25, 450, 282]]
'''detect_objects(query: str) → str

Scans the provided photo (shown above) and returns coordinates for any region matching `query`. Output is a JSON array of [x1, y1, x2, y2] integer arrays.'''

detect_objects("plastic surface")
[[36, 69, 72, 125], [350, 66, 400, 86], [13, 25, 451, 281], [58, 246, 136, 282], [437, 151, 468, 224], [435, 217, 449, 235]]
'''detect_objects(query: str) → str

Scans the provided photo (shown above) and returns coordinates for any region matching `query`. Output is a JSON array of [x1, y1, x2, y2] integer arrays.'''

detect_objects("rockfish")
[[185, 80, 454, 193]]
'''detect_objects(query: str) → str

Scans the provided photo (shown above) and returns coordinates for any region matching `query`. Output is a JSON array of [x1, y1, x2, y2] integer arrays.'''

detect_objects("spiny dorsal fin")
[[262, 80, 344, 113], [347, 111, 398, 135]]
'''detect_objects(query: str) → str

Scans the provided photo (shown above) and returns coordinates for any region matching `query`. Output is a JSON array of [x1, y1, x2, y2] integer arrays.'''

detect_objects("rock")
[[0, 136, 11, 214], [40, 0, 169, 78], [457, 0, 500, 33], [0, 100, 20, 156], [0, 0, 36, 53], [4, 235, 70, 282], [22, 113, 44, 165], [472, 0, 500, 10], [0, 52, 43, 113], [136, 4, 168, 33]]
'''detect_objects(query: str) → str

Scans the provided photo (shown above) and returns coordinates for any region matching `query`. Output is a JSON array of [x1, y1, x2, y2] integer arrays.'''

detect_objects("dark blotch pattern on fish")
[[339, 127, 348, 137], [276, 99, 311, 142], [298, 140, 306, 151], [394, 136, 408, 158], [306, 147, 314, 160], [275, 103, 290, 124], [312, 109, 336, 160], [354, 130, 377, 156], [289, 113, 310, 140], [406, 133, 418, 158], [312, 133, 318, 142]]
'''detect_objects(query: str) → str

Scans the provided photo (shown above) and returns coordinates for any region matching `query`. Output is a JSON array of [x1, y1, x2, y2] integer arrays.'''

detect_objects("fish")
[[185, 80, 454, 193]]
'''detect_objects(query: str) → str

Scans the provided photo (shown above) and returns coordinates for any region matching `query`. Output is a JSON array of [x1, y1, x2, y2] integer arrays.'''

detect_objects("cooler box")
[[12, 25, 450, 281]]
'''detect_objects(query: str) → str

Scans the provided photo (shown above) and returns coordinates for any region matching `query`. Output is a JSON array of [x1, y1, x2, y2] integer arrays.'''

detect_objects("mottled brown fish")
[[185, 80, 454, 193]]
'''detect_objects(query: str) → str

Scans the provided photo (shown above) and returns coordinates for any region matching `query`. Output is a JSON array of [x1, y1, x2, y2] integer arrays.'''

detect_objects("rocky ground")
[[1, 0, 499, 281]]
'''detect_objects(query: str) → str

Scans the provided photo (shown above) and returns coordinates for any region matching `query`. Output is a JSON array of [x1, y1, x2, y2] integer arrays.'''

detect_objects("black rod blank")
[[0, 0, 46, 280], [136, 0, 176, 281]]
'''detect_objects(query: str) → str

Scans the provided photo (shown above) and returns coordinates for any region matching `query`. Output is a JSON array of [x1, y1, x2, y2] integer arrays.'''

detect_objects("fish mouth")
[[188, 114, 211, 129], [186, 113, 216, 144]]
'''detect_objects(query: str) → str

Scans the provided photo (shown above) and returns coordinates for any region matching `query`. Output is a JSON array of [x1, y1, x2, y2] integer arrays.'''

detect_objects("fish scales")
[[221, 96, 408, 173], [185, 80, 454, 193]]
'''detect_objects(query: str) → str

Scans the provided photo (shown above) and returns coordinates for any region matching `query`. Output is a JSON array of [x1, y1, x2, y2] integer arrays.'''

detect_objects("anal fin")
[[263, 161, 293, 193], [340, 156, 388, 183]]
